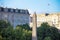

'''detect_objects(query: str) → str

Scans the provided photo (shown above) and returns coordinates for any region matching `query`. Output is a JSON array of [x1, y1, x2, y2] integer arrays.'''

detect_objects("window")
[[22, 10, 25, 14], [8, 9, 11, 12], [11, 9, 13, 12], [18, 10, 20, 13], [20, 10, 23, 13], [53, 19, 56, 24], [30, 17, 33, 22], [45, 13, 49, 16], [1, 7, 4, 11], [26, 10, 29, 14], [13, 9, 15, 12]]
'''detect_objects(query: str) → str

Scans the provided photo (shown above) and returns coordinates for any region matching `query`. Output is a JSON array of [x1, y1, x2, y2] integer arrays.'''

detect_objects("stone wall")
[[30, 12, 60, 29]]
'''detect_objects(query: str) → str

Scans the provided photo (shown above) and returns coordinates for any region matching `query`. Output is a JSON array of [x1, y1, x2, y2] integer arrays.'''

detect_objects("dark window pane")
[[18, 10, 20, 13], [45, 13, 49, 16], [13, 9, 15, 12], [30, 17, 33, 22], [1, 7, 4, 11], [8, 9, 11, 12], [26, 10, 29, 14]]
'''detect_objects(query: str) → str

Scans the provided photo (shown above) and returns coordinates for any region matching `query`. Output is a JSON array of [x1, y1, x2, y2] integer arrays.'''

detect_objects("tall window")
[[30, 17, 33, 22], [1, 7, 4, 11], [18, 10, 20, 13], [8, 9, 11, 12], [53, 19, 56, 24], [26, 10, 29, 14], [20, 10, 23, 13], [13, 9, 15, 12]]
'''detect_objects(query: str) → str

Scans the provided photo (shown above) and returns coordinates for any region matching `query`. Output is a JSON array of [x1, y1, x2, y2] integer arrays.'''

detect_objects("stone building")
[[0, 7, 30, 27], [30, 12, 60, 29]]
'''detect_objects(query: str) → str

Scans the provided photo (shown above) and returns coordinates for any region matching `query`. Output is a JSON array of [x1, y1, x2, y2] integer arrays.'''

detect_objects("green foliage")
[[0, 35, 2, 40], [0, 20, 11, 32], [0, 20, 60, 40], [44, 37, 52, 40], [1, 26, 13, 40], [37, 22, 60, 40], [16, 24, 32, 40], [16, 24, 31, 30], [0, 20, 32, 40]]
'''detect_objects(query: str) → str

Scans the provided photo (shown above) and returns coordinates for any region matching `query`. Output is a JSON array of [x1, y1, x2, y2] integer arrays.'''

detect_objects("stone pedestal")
[[32, 12, 37, 40]]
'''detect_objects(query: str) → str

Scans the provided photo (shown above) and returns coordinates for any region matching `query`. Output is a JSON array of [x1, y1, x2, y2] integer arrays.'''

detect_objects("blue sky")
[[0, 0, 60, 13]]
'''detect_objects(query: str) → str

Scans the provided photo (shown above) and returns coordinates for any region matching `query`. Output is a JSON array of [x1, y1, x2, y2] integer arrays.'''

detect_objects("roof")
[[0, 7, 29, 14]]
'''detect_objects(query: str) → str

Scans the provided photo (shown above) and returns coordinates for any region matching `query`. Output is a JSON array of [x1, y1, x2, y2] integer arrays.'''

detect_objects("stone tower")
[[32, 12, 37, 40]]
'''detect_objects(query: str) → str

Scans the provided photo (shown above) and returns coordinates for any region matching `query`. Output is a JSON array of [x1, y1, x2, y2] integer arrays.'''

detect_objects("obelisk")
[[32, 12, 37, 40]]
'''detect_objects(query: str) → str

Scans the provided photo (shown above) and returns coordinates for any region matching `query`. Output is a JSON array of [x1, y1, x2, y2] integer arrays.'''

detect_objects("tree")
[[16, 24, 31, 30], [44, 37, 52, 40], [1, 26, 13, 40], [37, 22, 60, 40], [0, 20, 13, 40], [0, 20, 11, 32], [0, 35, 2, 40], [22, 30, 32, 40], [15, 24, 32, 40], [14, 26, 24, 40], [0, 20, 32, 40]]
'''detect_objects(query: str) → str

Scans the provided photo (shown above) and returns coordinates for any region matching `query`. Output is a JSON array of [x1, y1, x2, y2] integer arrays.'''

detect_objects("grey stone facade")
[[0, 7, 30, 27]]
